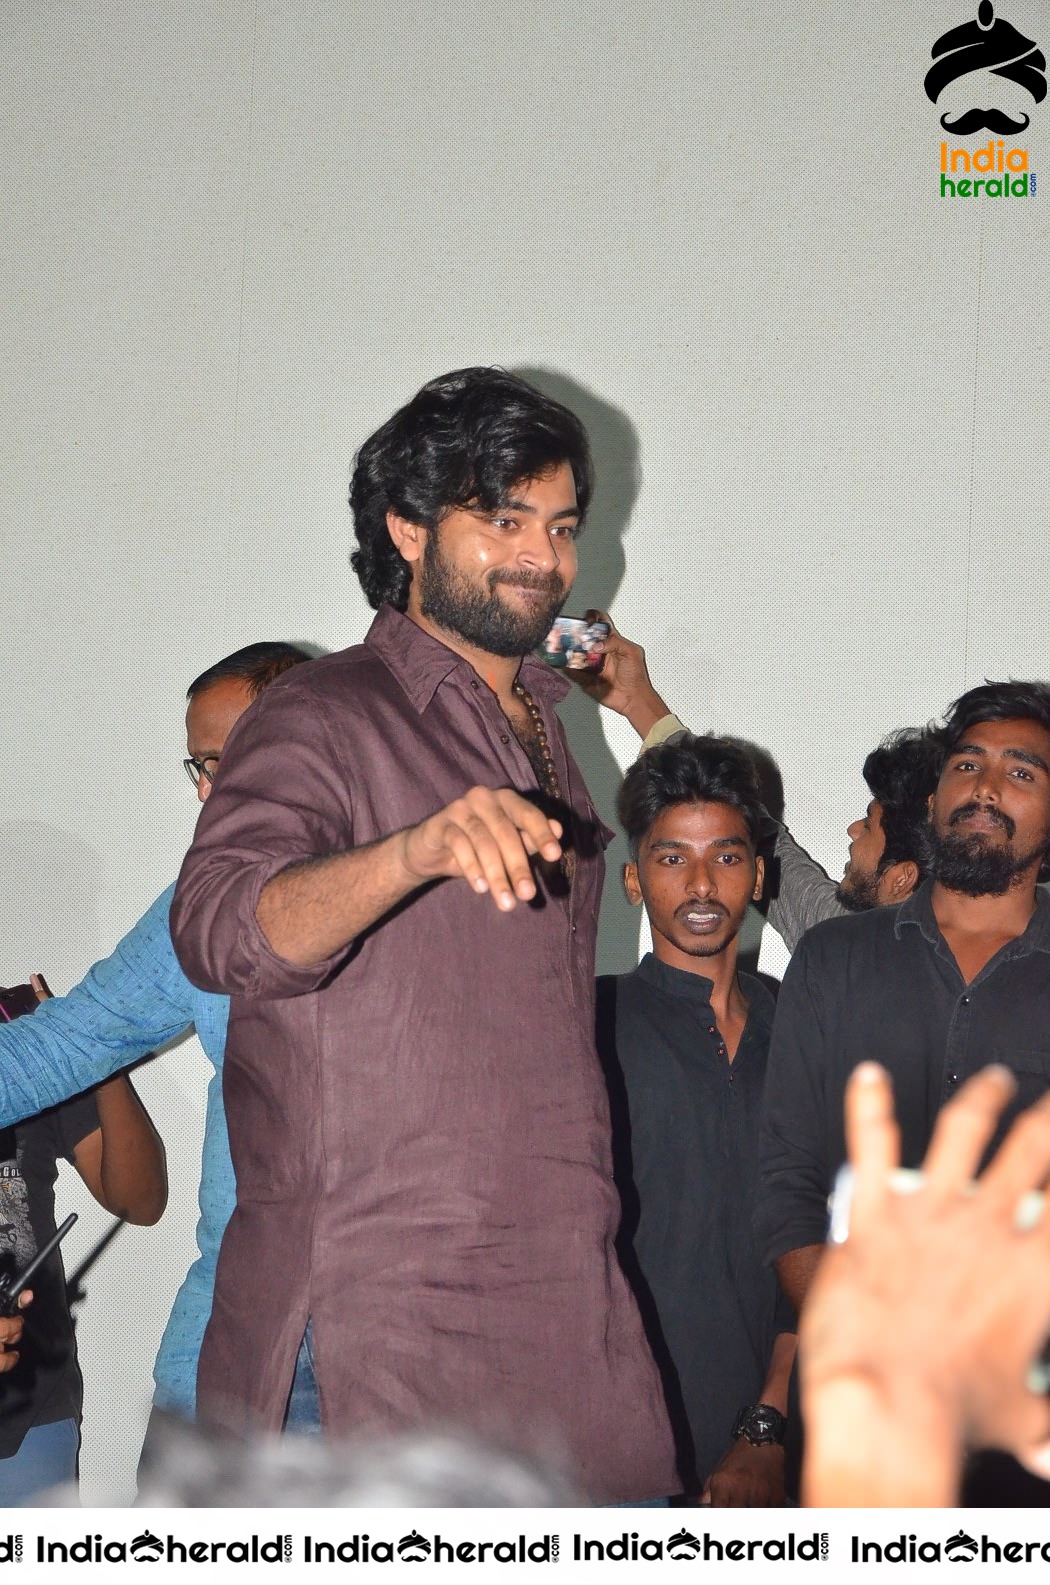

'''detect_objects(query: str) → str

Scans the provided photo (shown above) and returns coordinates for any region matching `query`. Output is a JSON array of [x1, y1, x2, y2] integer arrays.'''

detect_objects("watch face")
[[734, 1403, 786, 1445]]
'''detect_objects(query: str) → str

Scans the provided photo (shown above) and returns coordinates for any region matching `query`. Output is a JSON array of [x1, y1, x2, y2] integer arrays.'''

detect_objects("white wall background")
[[3, 0, 1047, 1502]]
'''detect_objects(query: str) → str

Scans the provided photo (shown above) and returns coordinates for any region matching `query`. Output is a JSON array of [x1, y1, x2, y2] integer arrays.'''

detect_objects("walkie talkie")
[[0, 1213, 78, 1316]]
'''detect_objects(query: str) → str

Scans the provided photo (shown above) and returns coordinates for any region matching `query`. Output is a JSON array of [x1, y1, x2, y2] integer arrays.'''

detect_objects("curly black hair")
[[861, 728, 942, 878], [617, 733, 765, 858], [940, 680, 1050, 748], [349, 367, 593, 611]]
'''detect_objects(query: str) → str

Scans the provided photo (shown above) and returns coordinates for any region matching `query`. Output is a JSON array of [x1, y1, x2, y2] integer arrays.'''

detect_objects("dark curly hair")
[[617, 733, 765, 858], [861, 727, 942, 879], [939, 680, 1050, 749], [349, 367, 594, 611]]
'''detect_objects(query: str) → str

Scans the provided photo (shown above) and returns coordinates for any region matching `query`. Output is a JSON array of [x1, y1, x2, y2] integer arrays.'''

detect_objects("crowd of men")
[[2, 366, 1049, 1506]]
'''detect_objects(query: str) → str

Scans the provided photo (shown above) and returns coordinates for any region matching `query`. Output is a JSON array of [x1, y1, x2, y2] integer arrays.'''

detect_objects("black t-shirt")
[[0, 1092, 98, 1458], [597, 956, 791, 1495]]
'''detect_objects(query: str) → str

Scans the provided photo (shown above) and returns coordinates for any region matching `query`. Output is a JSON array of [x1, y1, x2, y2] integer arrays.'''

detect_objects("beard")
[[929, 803, 1048, 896], [418, 532, 567, 658], [834, 870, 881, 913]]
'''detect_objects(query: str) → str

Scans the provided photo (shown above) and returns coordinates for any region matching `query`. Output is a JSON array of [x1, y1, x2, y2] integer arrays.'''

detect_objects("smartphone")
[[0, 1212, 78, 1315], [0, 985, 38, 1023], [539, 616, 609, 672]]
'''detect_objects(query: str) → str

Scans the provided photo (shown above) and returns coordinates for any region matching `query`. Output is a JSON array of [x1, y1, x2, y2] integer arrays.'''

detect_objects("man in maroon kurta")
[[171, 368, 676, 1502]]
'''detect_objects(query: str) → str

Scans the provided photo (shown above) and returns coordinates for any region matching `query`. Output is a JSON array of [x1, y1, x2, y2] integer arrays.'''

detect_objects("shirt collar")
[[365, 604, 571, 714], [895, 878, 1050, 954], [631, 952, 776, 1029], [635, 951, 716, 1005]]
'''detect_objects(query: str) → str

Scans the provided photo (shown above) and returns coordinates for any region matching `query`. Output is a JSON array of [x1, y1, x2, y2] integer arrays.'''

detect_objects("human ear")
[[878, 860, 919, 905], [386, 510, 426, 565], [752, 854, 765, 901], [623, 862, 643, 906]]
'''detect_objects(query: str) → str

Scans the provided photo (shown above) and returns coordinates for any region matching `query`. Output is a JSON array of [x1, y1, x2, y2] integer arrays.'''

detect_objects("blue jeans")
[[0, 1417, 79, 1506], [610, 1497, 671, 1507], [283, 1322, 321, 1434]]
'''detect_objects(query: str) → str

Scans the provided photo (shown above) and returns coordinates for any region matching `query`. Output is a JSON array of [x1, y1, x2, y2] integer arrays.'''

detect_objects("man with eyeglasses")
[[0, 641, 317, 1476]]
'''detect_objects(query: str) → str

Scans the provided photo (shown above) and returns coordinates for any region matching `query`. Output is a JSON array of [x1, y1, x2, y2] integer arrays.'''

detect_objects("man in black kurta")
[[597, 733, 794, 1503]]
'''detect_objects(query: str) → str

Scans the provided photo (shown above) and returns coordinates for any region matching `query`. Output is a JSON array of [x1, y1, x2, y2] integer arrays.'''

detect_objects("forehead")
[[507, 461, 577, 507], [185, 676, 255, 750], [944, 716, 1050, 766], [641, 799, 754, 851], [461, 460, 578, 513]]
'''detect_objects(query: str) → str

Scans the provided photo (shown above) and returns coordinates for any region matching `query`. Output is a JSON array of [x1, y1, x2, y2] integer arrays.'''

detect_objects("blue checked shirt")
[[0, 883, 230, 1419]]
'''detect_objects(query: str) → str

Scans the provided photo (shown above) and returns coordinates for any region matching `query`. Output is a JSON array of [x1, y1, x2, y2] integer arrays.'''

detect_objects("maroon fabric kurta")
[[171, 606, 676, 1501]]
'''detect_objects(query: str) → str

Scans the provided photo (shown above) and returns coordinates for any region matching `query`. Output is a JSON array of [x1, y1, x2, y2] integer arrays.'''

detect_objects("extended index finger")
[[843, 1063, 900, 1226]]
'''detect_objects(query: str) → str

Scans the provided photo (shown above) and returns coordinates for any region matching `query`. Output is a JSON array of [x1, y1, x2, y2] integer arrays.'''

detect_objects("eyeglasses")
[[184, 755, 219, 788]]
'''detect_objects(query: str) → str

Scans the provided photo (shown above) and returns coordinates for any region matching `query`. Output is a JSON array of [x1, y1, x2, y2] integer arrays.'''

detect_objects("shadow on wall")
[[0, 822, 101, 986], [513, 366, 640, 974]]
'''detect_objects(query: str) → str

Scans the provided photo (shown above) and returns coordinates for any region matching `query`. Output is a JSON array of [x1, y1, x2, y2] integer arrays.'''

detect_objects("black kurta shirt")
[[597, 955, 790, 1492], [755, 881, 1050, 1266]]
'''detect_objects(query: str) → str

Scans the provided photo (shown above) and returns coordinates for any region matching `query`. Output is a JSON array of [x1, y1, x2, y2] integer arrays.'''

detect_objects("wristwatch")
[[732, 1402, 787, 1446]]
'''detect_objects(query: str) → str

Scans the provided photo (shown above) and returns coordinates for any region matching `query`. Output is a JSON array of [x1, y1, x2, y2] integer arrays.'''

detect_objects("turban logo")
[[666, 1529, 703, 1559], [943, 1530, 980, 1561], [397, 1531, 432, 1561], [925, 1, 1046, 134]]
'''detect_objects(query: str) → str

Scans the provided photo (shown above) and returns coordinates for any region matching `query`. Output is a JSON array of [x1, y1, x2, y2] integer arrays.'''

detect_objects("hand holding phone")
[[539, 616, 609, 672]]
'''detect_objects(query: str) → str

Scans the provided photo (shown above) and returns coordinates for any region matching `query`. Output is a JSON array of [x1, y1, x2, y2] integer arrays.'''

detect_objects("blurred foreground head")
[[135, 1416, 586, 1507]]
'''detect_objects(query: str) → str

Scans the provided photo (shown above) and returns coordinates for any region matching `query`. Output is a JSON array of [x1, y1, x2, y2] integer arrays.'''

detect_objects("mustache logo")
[[949, 801, 1016, 837], [940, 107, 1030, 133], [925, 3, 1046, 128]]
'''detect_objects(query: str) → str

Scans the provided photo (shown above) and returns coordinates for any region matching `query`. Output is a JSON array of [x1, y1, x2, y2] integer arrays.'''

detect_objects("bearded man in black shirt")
[[757, 681, 1050, 1308], [756, 681, 1050, 1501], [596, 733, 795, 1505]]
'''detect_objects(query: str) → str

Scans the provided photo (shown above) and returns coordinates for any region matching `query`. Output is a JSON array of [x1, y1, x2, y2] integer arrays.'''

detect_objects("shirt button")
[[470, 679, 479, 690], [961, 995, 970, 1006], [947, 1071, 959, 1088], [500, 733, 510, 744]]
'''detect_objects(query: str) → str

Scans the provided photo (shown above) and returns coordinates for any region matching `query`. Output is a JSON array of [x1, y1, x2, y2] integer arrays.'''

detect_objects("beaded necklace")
[[512, 680, 574, 887], [512, 681, 562, 802]]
